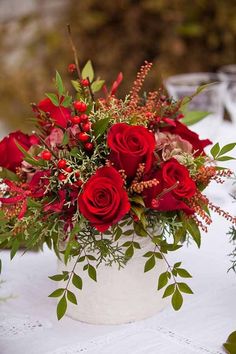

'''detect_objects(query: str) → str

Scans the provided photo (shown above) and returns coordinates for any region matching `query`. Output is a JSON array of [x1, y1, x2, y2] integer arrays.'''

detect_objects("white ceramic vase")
[[57, 231, 167, 325]]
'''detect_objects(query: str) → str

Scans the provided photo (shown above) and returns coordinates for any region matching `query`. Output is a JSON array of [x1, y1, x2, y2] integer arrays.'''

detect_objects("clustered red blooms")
[[0, 62, 234, 234]]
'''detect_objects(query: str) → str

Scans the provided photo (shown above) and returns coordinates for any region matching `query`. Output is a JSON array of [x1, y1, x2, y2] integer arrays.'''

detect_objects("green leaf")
[[154, 252, 163, 259], [49, 274, 65, 281], [180, 111, 210, 126], [133, 242, 141, 249], [134, 222, 147, 236], [176, 268, 192, 278], [82, 60, 94, 82], [223, 343, 236, 354], [224, 331, 236, 354], [196, 83, 215, 94], [218, 142, 236, 156], [88, 264, 97, 282], [114, 226, 122, 241], [62, 132, 69, 145], [130, 195, 145, 207], [45, 93, 59, 106], [61, 95, 72, 107], [210, 143, 220, 158], [216, 156, 235, 161], [144, 255, 156, 272], [55, 71, 64, 96], [122, 241, 132, 247], [0, 168, 20, 182], [174, 262, 182, 268], [48, 288, 64, 298], [67, 290, 77, 305], [157, 272, 169, 290], [70, 147, 80, 157], [86, 255, 96, 261], [10, 239, 20, 260], [15, 141, 46, 167], [227, 331, 236, 344], [71, 80, 82, 92], [72, 273, 83, 290], [93, 118, 110, 137], [171, 288, 183, 311], [91, 80, 105, 93], [143, 251, 154, 258], [123, 230, 133, 236], [125, 245, 134, 259], [57, 294, 67, 320], [178, 282, 193, 294], [162, 283, 175, 298], [186, 218, 201, 248]]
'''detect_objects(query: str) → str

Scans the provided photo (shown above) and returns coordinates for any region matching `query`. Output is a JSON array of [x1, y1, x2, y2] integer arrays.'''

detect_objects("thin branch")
[[67, 24, 82, 79]]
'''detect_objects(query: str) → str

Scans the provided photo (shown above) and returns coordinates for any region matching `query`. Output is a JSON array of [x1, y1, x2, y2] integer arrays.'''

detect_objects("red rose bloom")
[[0, 131, 37, 172], [162, 159, 196, 198], [78, 166, 130, 232], [38, 98, 71, 128], [143, 159, 196, 214], [107, 123, 155, 180], [160, 121, 211, 156]]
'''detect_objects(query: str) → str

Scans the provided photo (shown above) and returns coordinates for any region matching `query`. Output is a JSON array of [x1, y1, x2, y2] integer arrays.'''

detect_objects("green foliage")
[[144, 254, 156, 272], [55, 71, 65, 96], [57, 294, 67, 320], [93, 118, 110, 138], [82, 60, 94, 82], [91, 80, 105, 93], [45, 93, 59, 106], [180, 111, 210, 126], [211, 142, 236, 162], [72, 273, 83, 290], [224, 331, 236, 354], [0, 168, 20, 182], [171, 288, 183, 311]]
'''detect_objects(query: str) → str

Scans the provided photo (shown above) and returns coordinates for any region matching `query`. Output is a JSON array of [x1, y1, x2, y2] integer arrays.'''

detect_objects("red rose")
[[107, 123, 155, 180], [78, 166, 130, 232], [38, 98, 71, 128], [162, 159, 196, 198], [143, 159, 196, 214], [160, 121, 211, 156], [0, 131, 37, 172]]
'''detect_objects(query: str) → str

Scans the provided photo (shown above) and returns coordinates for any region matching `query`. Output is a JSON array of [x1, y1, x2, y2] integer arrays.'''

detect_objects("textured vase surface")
[[58, 230, 167, 325]]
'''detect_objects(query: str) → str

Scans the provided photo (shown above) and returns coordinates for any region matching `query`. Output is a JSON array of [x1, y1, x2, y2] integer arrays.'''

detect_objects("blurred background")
[[0, 0, 236, 132]]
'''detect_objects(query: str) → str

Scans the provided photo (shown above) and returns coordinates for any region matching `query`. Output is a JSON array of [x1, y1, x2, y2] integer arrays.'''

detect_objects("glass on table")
[[218, 64, 236, 124], [164, 73, 225, 141]]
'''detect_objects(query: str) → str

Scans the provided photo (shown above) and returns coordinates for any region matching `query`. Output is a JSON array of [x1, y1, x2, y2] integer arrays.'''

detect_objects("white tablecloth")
[[0, 122, 236, 354]]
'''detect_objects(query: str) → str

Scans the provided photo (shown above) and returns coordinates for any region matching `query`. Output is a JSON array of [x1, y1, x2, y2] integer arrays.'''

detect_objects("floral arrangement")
[[0, 46, 235, 319]]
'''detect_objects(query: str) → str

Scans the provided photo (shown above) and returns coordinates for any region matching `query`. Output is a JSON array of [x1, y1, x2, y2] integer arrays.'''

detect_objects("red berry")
[[75, 171, 80, 178], [68, 63, 76, 73], [145, 112, 152, 119], [80, 114, 88, 122], [81, 79, 89, 87], [57, 159, 67, 169], [71, 115, 81, 124], [82, 123, 91, 132], [74, 179, 83, 188], [77, 132, 89, 142], [64, 166, 73, 173], [73, 101, 87, 112], [84, 142, 94, 151], [41, 150, 52, 161], [58, 173, 67, 181]]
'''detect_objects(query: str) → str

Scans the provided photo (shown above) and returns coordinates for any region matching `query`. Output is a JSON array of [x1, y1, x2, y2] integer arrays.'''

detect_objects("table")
[[0, 122, 235, 354]]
